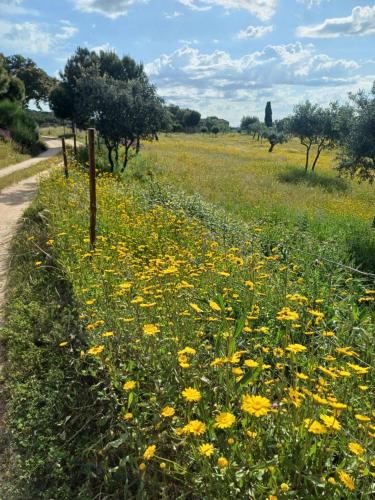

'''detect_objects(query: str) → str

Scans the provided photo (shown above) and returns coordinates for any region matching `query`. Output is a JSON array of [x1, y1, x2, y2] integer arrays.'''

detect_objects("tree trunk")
[[304, 146, 311, 172], [136, 136, 141, 154], [268, 142, 275, 153], [122, 139, 133, 171], [104, 139, 114, 172], [311, 148, 322, 171], [312, 142, 324, 171]]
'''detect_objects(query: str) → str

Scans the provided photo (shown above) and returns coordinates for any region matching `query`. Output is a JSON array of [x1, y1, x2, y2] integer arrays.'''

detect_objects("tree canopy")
[[337, 83, 375, 183], [4, 54, 54, 108]]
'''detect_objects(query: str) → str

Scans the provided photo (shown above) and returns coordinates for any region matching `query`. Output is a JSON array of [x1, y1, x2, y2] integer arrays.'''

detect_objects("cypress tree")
[[265, 101, 273, 128]]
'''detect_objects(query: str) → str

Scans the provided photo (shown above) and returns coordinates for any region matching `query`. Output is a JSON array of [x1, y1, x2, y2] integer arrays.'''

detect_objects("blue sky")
[[1, 1, 374, 125]]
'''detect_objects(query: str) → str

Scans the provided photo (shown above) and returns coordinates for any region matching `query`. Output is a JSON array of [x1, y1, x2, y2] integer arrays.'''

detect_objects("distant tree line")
[[166, 104, 230, 134]]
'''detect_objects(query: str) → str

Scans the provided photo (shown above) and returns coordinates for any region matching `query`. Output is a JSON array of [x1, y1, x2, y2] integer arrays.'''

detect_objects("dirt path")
[[0, 138, 63, 179], [0, 174, 46, 323]]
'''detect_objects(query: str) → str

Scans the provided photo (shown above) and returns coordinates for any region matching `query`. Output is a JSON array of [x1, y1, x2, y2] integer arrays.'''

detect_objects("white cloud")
[[178, 0, 278, 20], [91, 42, 116, 53], [74, 0, 148, 18], [0, 0, 39, 16], [56, 20, 79, 40], [0, 20, 78, 54], [146, 42, 359, 89], [297, 5, 375, 38], [164, 11, 183, 19], [145, 42, 365, 124], [237, 25, 273, 39], [296, 0, 324, 8]]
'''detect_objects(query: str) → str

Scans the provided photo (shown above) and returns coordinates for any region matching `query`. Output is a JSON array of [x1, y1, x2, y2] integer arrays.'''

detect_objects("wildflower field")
[[3, 138, 375, 499], [141, 133, 375, 273]]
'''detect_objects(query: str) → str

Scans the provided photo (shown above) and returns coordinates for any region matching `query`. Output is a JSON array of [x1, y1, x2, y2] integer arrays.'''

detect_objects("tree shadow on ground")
[[278, 167, 349, 193]]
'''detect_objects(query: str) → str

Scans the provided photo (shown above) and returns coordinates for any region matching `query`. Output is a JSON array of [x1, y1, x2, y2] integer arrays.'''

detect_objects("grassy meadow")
[[2, 132, 375, 498], [142, 133, 373, 222], [137, 133, 375, 273], [0, 140, 31, 169]]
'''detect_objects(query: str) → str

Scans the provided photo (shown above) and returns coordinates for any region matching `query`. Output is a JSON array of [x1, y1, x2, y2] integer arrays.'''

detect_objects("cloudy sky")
[[1, 1, 374, 125]]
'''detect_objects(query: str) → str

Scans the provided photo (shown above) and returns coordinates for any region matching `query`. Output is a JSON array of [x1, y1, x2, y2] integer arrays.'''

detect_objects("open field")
[[0, 141, 31, 170], [138, 133, 375, 274], [143, 133, 374, 224]]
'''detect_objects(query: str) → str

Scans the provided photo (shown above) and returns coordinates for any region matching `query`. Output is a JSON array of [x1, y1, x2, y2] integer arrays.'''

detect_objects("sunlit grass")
[[19, 166, 373, 498], [0, 140, 31, 169], [143, 133, 374, 224]]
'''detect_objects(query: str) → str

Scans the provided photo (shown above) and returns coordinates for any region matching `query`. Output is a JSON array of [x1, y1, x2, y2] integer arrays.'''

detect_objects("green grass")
[[0, 140, 31, 169], [0, 157, 60, 191], [135, 134, 375, 272], [40, 126, 87, 144], [2, 165, 374, 498], [0, 204, 98, 499]]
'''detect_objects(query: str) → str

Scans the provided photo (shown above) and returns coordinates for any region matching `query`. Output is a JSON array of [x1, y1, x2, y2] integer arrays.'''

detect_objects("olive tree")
[[337, 83, 375, 183], [264, 128, 288, 152], [289, 101, 339, 172]]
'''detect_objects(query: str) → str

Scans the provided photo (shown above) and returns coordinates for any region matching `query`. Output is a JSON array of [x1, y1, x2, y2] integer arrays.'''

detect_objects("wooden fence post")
[[61, 137, 68, 179], [88, 128, 97, 249], [73, 124, 77, 157]]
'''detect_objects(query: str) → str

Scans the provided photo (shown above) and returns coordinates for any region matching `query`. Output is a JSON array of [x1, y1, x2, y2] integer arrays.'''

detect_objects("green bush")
[[0, 99, 40, 152]]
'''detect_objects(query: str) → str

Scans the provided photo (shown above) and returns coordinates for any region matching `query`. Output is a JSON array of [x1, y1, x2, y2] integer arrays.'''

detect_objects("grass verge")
[[0, 141, 31, 170], [0, 203, 107, 499], [0, 157, 60, 192], [2, 166, 374, 498]]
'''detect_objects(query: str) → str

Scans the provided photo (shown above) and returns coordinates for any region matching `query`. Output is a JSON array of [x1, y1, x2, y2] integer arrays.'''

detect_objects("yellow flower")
[[276, 307, 299, 321], [348, 442, 365, 456], [159, 462, 166, 469], [304, 419, 327, 435], [242, 395, 271, 417], [87, 345, 104, 356], [244, 359, 259, 368], [181, 387, 201, 402], [123, 380, 136, 391], [227, 437, 235, 445], [143, 445, 156, 460], [102, 331, 114, 337], [355, 414, 371, 422], [320, 414, 341, 431], [119, 282, 132, 289], [190, 303, 203, 313], [245, 280, 254, 290], [139, 462, 146, 471], [123, 412, 133, 421], [280, 483, 289, 492], [286, 343, 307, 354], [161, 406, 175, 417], [182, 419, 206, 435], [143, 324, 160, 336], [198, 443, 215, 457], [337, 470, 355, 491], [217, 456, 229, 469], [209, 300, 221, 312], [246, 430, 257, 438], [214, 412, 236, 429]]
